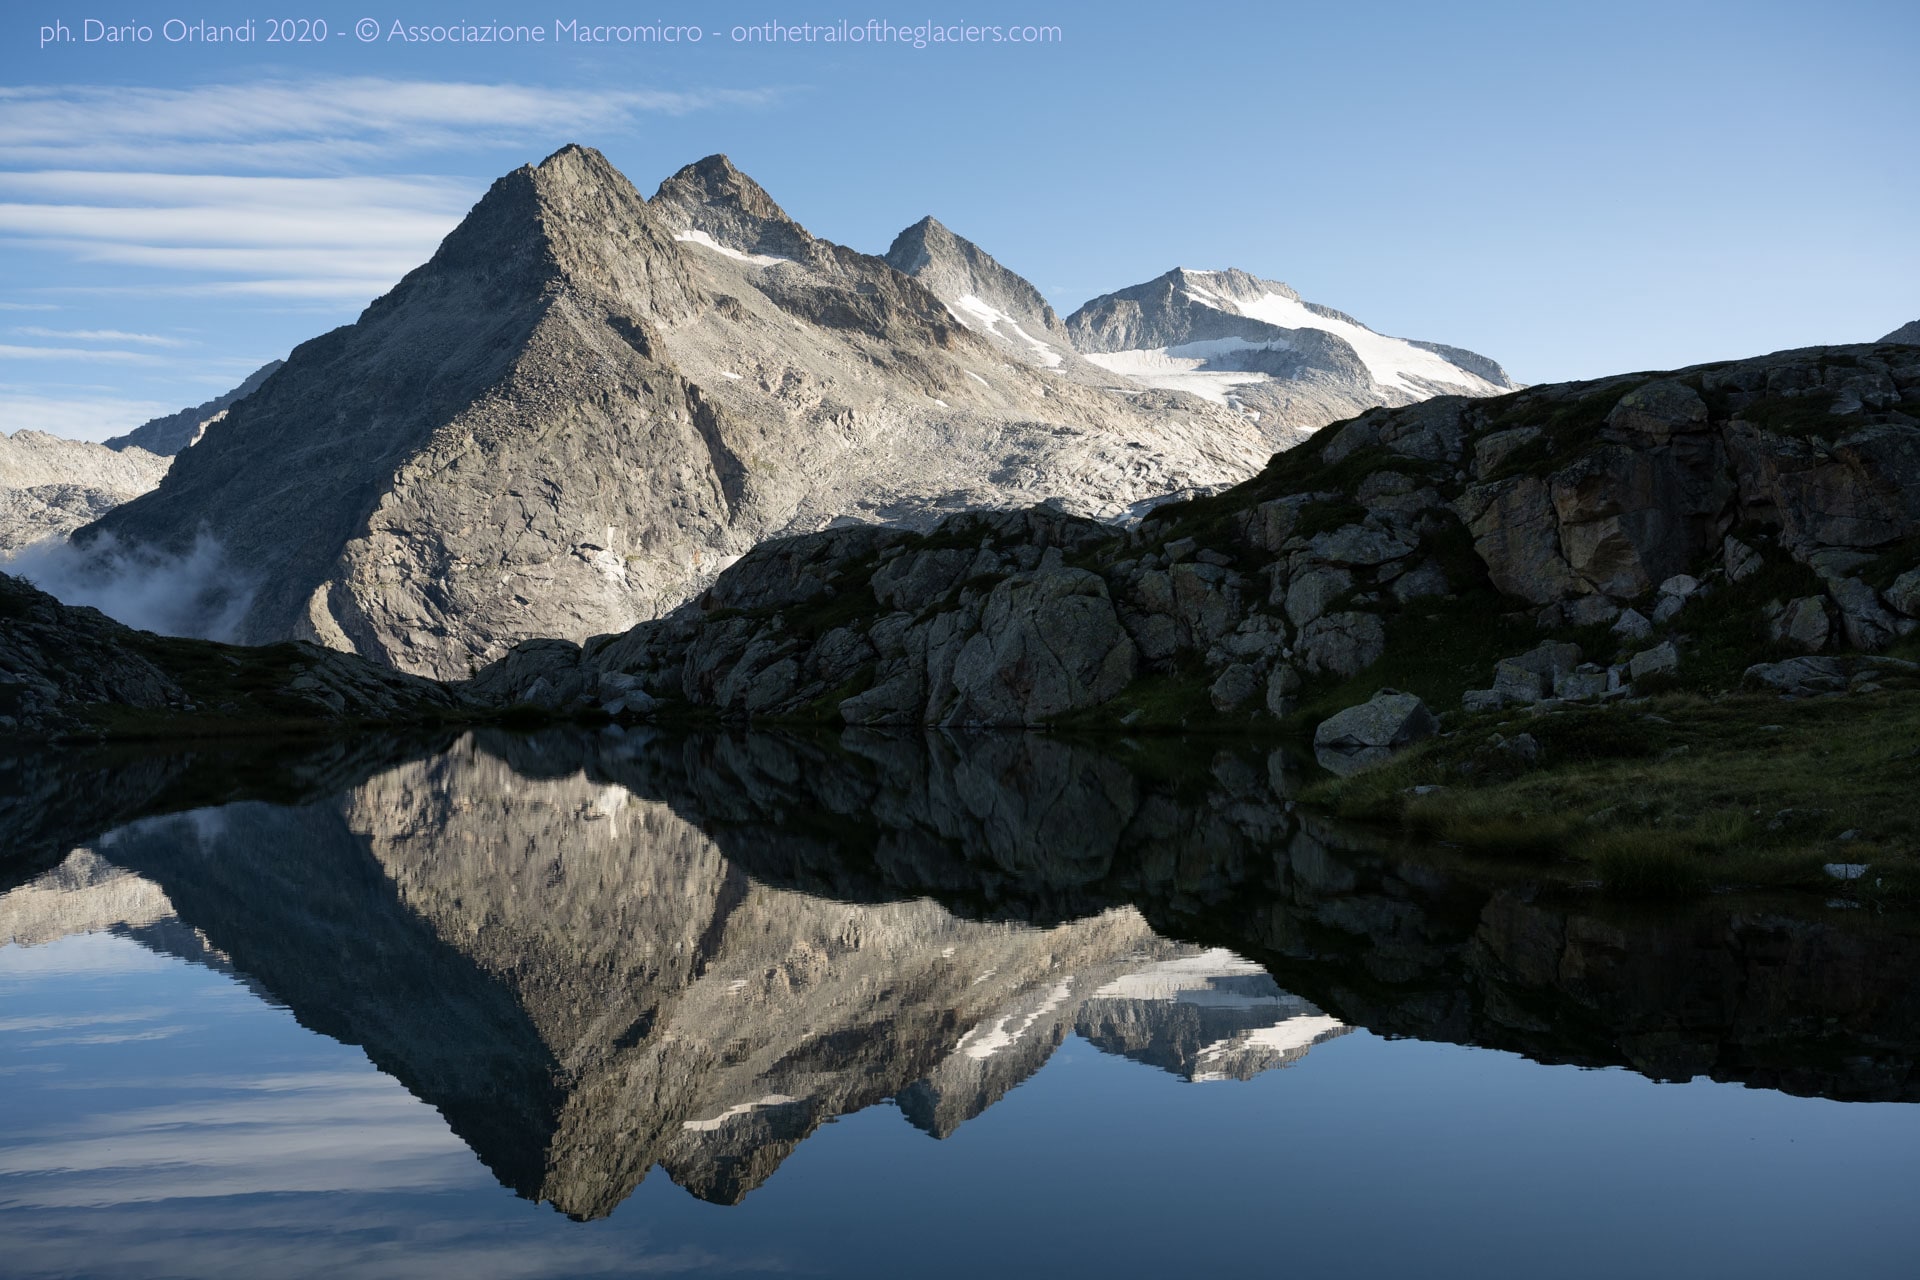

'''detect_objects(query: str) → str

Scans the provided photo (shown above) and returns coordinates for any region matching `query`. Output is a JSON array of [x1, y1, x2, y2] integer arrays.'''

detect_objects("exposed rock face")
[[1883, 320, 1920, 345], [884, 215, 1078, 370], [471, 342, 1920, 731], [82, 147, 1273, 678], [0, 571, 469, 738], [102, 361, 284, 455], [0, 431, 170, 552], [1065, 267, 1515, 439]]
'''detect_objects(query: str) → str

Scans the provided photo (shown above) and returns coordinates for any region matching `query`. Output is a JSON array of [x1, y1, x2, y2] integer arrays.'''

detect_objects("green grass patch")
[[1303, 689, 1920, 897]]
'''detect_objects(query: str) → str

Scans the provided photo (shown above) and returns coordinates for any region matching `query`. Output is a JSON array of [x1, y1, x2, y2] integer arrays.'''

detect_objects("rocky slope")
[[1065, 267, 1515, 434], [1884, 320, 1920, 345], [0, 571, 471, 738], [0, 431, 170, 552], [473, 341, 1920, 728], [80, 147, 1277, 679], [102, 361, 284, 455]]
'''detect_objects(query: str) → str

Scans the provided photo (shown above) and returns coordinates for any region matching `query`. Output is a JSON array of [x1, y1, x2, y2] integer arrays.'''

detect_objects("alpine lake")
[[2, 727, 1916, 1279]]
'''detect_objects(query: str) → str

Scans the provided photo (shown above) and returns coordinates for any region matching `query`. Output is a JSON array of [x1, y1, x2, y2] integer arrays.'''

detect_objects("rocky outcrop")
[[1882, 320, 1920, 345], [78, 148, 1273, 678], [102, 361, 283, 455], [0, 430, 170, 552], [473, 342, 1920, 733], [0, 571, 471, 738]]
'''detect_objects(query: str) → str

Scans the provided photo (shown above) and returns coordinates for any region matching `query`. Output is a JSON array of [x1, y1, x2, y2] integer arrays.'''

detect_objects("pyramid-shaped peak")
[[651, 154, 812, 260]]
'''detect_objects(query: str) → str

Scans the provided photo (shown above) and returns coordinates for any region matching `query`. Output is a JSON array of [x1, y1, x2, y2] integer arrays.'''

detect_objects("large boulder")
[[1296, 611, 1387, 678], [1313, 690, 1438, 776], [946, 568, 1137, 726]]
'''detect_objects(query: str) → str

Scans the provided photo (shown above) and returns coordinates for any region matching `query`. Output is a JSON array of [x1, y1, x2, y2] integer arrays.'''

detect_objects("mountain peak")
[[650, 154, 812, 259], [883, 216, 1069, 361]]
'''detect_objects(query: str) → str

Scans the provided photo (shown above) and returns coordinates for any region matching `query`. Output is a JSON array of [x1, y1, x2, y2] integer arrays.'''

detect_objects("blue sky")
[[1, 0, 1915, 440]]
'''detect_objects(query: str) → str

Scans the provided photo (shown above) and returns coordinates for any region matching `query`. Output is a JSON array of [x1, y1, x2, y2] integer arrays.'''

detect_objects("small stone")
[[1824, 862, 1869, 880]]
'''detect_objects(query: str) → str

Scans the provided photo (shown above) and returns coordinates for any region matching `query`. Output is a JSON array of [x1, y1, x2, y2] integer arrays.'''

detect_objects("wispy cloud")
[[0, 78, 777, 171], [0, 393, 177, 441], [0, 170, 475, 303], [12, 327, 184, 346], [0, 343, 162, 364]]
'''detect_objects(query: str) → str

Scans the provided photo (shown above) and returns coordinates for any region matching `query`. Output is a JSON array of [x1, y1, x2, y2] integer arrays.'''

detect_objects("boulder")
[[1265, 663, 1303, 718], [1209, 663, 1261, 711], [1313, 690, 1438, 776], [1743, 656, 1850, 696], [1605, 379, 1709, 444], [1284, 566, 1354, 628], [1296, 611, 1387, 678], [1766, 596, 1831, 653], [946, 568, 1137, 726], [1628, 641, 1681, 682], [1723, 535, 1765, 583], [1888, 569, 1920, 619], [1611, 608, 1653, 641]]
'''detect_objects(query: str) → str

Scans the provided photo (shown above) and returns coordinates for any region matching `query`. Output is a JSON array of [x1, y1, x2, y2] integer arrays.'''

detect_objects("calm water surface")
[[2, 730, 1916, 1278]]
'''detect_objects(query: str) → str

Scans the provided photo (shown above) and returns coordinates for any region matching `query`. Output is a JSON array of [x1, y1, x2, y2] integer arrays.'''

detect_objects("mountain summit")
[[82, 146, 1272, 677], [884, 216, 1077, 370], [1066, 267, 1515, 428]]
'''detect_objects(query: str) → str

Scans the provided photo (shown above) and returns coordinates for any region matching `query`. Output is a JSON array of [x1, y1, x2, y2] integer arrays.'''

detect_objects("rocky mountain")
[[79, 147, 1274, 679], [1884, 320, 1920, 344], [883, 216, 1080, 374], [102, 361, 284, 455], [1065, 267, 1515, 433], [473, 341, 1920, 728], [0, 430, 170, 553]]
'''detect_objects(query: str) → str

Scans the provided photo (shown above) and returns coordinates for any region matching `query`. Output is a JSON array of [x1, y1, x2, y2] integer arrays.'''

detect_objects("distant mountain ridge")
[[1885, 319, 1920, 344], [103, 361, 283, 455]]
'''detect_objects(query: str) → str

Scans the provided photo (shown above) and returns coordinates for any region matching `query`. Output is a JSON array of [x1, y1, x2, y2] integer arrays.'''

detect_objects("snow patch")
[[673, 228, 789, 267], [949, 294, 1064, 368], [682, 1094, 798, 1132], [1185, 281, 1493, 395]]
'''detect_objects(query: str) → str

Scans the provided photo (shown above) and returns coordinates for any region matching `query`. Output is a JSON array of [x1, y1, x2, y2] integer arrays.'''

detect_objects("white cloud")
[[0, 393, 176, 440], [0, 78, 776, 171], [11, 327, 185, 346], [0, 343, 162, 364]]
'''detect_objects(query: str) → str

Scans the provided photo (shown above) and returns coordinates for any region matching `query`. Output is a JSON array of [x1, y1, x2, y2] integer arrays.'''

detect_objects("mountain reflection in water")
[[3, 727, 1920, 1269]]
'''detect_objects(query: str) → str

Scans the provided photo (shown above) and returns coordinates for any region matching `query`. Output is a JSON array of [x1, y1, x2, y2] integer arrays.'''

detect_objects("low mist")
[[4, 530, 257, 643]]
